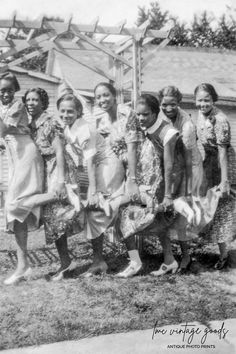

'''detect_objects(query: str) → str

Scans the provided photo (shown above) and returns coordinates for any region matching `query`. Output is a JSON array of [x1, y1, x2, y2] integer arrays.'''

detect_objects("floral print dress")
[[30, 111, 84, 244], [97, 104, 163, 239], [196, 107, 235, 243]]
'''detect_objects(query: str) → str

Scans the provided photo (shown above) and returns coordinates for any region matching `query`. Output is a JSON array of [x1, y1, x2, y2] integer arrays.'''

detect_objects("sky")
[[0, 0, 234, 26]]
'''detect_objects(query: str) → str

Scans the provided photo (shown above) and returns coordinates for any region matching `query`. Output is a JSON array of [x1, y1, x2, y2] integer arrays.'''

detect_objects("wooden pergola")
[[0, 14, 175, 107]]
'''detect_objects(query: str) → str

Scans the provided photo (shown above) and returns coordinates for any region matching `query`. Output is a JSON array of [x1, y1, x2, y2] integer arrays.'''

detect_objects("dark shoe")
[[50, 261, 76, 281], [214, 257, 228, 270], [178, 257, 193, 275]]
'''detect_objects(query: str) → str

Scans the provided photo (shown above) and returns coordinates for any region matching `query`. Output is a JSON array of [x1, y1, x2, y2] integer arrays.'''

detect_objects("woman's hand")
[[88, 191, 99, 208], [53, 182, 66, 199], [219, 180, 230, 199], [162, 195, 174, 211], [127, 178, 140, 203]]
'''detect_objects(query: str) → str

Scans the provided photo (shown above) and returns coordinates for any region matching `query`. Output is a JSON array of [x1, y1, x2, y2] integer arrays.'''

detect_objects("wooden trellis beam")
[[70, 26, 133, 68], [97, 19, 126, 43], [0, 33, 52, 61], [0, 19, 42, 29], [0, 42, 53, 72]]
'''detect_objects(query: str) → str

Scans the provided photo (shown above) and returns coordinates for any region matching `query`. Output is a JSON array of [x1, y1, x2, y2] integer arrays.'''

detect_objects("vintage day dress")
[[66, 117, 126, 240], [0, 100, 43, 231], [96, 105, 168, 239], [160, 108, 203, 196], [30, 112, 83, 244], [196, 107, 235, 243]]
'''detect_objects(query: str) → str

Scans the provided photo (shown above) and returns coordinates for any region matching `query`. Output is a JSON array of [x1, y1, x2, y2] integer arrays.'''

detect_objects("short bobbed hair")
[[94, 82, 117, 98], [0, 72, 20, 92], [194, 83, 218, 102], [57, 93, 83, 116], [158, 86, 182, 104], [137, 94, 160, 116], [22, 87, 49, 111]]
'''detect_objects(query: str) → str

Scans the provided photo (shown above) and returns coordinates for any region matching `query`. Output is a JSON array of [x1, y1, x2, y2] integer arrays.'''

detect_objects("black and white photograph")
[[0, 0, 236, 353]]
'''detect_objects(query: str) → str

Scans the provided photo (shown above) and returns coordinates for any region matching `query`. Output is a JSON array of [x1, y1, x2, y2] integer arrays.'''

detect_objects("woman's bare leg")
[[14, 220, 29, 275]]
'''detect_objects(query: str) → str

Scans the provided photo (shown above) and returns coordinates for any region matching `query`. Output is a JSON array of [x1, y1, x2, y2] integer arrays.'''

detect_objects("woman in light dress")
[[157, 86, 203, 272], [0, 74, 56, 285], [56, 85, 130, 276]]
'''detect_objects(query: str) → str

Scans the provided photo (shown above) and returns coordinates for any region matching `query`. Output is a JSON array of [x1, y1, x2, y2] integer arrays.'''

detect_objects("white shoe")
[[151, 260, 178, 277], [116, 260, 142, 278], [4, 267, 32, 285]]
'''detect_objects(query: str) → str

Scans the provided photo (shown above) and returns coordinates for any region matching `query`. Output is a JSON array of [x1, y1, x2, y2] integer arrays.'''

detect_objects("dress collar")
[[31, 111, 51, 129], [146, 113, 166, 134]]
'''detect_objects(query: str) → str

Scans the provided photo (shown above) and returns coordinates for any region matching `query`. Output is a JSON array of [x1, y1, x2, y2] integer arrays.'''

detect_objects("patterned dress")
[[97, 104, 163, 239], [160, 108, 203, 196], [0, 99, 43, 231], [30, 111, 83, 244], [196, 107, 235, 243]]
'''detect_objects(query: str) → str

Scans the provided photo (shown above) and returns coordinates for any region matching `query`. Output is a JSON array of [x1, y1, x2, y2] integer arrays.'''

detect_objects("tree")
[[214, 14, 236, 50], [136, 1, 236, 50], [188, 12, 215, 47]]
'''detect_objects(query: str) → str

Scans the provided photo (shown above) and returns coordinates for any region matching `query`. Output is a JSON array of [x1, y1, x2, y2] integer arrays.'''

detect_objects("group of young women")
[[0, 72, 235, 285]]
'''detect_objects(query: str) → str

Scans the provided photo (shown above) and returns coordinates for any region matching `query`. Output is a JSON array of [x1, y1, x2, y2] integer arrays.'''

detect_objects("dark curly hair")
[[158, 86, 183, 104], [0, 72, 20, 92], [194, 83, 218, 102], [137, 94, 160, 116], [22, 88, 49, 111]]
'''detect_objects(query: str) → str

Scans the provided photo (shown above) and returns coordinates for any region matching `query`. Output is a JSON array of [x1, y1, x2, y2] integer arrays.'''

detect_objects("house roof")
[[50, 43, 236, 102], [0, 65, 60, 84], [140, 46, 236, 102]]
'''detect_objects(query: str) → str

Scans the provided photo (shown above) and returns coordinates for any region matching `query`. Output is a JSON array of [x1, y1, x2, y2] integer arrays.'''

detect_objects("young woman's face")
[[160, 96, 178, 120], [58, 100, 78, 127], [95, 85, 116, 112], [0, 79, 15, 105], [195, 90, 214, 115], [136, 103, 157, 130], [25, 92, 44, 117]]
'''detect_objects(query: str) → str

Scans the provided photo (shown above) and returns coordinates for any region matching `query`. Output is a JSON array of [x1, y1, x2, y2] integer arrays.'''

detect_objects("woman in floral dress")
[[23, 87, 83, 280], [94, 84, 166, 277], [194, 83, 235, 269]]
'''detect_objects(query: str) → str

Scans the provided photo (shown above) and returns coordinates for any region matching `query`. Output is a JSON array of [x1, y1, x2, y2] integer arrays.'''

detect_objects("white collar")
[[146, 116, 163, 134]]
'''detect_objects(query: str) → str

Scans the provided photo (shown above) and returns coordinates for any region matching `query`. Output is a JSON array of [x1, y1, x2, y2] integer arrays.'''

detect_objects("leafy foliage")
[[137, 2, 236, 50]]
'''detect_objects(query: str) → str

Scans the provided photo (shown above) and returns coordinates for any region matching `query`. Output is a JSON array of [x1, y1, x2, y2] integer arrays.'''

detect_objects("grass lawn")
[[0, 229, 236, 350]]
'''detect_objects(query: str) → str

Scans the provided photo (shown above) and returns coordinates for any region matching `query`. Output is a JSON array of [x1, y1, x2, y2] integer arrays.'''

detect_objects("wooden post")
[[132, 38, 138, 109]]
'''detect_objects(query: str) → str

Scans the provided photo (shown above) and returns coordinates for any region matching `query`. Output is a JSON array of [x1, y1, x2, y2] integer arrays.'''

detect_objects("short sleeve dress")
[[30, 112, 84, 244], [96, 104, 164, 239], [196, 107, 235, 243], [64, 117, 126, 240], [0, 99, 43, 231]]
